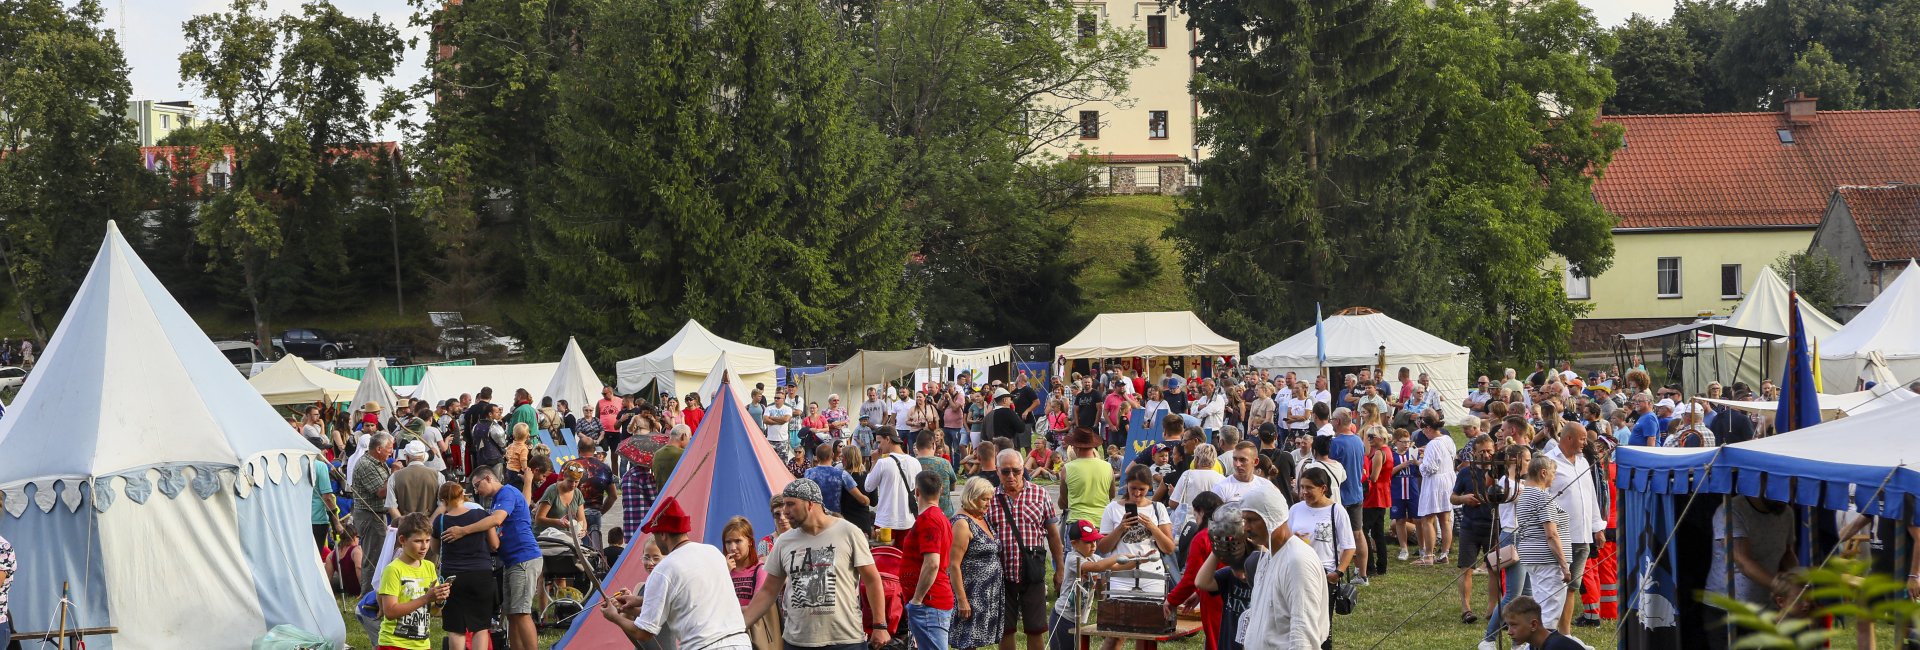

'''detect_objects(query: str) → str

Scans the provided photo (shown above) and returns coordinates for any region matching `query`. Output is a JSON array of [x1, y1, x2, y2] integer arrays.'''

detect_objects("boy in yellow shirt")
[[378, 513, 451, 650]]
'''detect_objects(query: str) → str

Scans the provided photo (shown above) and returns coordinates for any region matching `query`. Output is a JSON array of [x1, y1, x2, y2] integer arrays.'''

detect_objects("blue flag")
[[1775, 291, 1822, 435], [1315, 302, 1326, 367]]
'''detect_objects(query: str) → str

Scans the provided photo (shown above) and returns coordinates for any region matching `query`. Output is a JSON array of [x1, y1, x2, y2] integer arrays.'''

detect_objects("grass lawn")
[[335, 596, 565, 649], [1058, 194, 1192, 316]]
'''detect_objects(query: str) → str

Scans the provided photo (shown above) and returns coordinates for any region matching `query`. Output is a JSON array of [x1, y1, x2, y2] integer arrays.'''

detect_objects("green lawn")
[[336, 596, 565, 649], [1058, 194, 1193, 316]]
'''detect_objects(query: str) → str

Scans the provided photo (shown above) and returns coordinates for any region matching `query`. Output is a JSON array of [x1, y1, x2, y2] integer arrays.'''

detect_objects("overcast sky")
[[119, 0, 1679, 140]]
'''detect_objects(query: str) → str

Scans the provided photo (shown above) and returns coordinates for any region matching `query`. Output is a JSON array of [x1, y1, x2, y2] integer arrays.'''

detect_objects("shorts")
[[502, 557, 544, 615], [1391, 497, 1418, 520], [1047, 611, 1079, 650], [1459, 527, 1493, 569], [442, 569, 499, 633], [1343, 504, 1363, 541], [1003, 579, 1049, 635]]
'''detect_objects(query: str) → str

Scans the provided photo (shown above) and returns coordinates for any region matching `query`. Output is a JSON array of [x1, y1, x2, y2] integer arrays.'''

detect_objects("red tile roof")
[[1072, 153, 1189, 164], [1835, 184, 1920, 262], [1594, 109, 1920, 230]]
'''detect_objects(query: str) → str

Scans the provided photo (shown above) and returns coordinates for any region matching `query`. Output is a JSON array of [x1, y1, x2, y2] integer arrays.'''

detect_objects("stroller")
[[537, 527, 604, 628], [868, 546, 908, 642]]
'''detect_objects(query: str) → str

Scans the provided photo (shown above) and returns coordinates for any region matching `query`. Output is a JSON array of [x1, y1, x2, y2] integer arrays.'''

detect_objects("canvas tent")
[[1694, 266, 1844, 388], [410, 361, 560, 408], [1249, 309, 1475, 425], [1697, 381, 1917, 419], [350, 356, 400, 416], [249, 353, 361, 406], [0, 223, 343, 649], [542, 337, 606, 419], [615, 319, 777, 404], [1821, 260, 1920, 390], [798, 345, 1011, 398], [558, 360, 794, 649], [1057, 311, 1239, 359]]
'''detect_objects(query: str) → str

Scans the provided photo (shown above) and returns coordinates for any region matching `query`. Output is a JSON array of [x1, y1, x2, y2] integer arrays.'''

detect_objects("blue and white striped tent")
[[0, 223, 343, 649]]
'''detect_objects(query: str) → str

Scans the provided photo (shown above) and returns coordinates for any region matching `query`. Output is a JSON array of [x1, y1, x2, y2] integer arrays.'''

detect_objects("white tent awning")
[[249, 354, 362, 406], [799, 345, 1011, 397], [412, 362, 561, 408], [1057, 311, 1238, 359], [614, 320, 778, 396], [1249, 311, 1475, 425]]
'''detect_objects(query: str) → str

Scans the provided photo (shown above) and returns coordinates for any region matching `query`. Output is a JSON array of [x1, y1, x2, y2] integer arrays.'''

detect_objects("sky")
[[117, 0, 1678, 140]]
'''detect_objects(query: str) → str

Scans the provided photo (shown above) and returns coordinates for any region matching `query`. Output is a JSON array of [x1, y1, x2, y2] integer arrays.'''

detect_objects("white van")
[[214, 341, 270, 376]]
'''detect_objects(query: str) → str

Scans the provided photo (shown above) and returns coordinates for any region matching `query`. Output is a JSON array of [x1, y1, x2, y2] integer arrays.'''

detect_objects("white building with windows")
[[1045, 2, 1204, 193]]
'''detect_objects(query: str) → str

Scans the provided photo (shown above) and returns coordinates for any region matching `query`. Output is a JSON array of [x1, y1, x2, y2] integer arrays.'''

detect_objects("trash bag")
[[251, 624, 332, 650]]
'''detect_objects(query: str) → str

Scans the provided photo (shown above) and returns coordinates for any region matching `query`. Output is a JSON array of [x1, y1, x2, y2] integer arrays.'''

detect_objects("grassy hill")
[[1057, 193, 1193, 316]]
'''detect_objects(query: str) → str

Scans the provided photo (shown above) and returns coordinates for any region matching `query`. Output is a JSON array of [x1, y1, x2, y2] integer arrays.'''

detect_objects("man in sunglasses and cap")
[[601, 496, 751, 650], [746, 479, 894, 650]]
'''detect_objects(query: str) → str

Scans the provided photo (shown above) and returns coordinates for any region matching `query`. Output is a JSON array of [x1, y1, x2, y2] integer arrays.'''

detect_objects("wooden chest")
[[1096, 596, 1174, 635]]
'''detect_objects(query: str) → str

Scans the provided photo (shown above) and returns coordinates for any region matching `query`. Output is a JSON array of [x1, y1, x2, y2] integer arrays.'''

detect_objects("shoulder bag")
[[1331, 509, 1358, 615]]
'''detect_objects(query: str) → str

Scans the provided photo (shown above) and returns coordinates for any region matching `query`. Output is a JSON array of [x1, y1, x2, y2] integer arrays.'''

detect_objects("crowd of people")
[[270, 357, 1920, 650]]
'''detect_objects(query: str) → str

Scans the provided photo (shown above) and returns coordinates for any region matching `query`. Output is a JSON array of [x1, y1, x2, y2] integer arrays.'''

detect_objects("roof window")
[[1777, 129, 1795, 144]]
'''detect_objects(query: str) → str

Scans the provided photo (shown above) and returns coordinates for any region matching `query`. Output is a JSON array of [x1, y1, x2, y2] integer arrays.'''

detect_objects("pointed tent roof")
[[615, 319, 778, 394], [409, 361, 561, 408], [559, 357, 795, 648], [1723, 265, 1843, 340], [1058, 311, 1239, 359], [0, 222, 314, 489], [1823, 260, 1920, 360], [249, 354, 360, 406], [1250, 310, 1468, 368], [542, 337, 606, 420], [351, 357, 400, 415]]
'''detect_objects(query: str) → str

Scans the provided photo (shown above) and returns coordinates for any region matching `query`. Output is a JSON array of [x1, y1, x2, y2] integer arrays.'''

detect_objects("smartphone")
[[1125, 502, 1139, 518]]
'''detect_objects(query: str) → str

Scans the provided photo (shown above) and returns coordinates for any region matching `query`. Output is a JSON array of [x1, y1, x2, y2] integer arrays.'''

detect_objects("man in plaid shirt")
[[984, 449, 1064, 650]]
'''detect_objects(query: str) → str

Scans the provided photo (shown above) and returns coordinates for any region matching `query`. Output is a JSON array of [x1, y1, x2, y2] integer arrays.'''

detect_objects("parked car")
[[272, 328, 355, 360], [214, 341, 270, 375], [0, 366, 26, 391], [437, 325, 523, 359]]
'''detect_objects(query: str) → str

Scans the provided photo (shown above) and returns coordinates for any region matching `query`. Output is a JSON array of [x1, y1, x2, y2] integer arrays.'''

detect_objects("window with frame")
[[1078, 13, 1097, 42], [1657, 257, 1682, 297], [1564, 265, 1590, 300], [1079, 111, 1100, 139], [1147, 111, 1168, 139], [1146, 15, 1167, 48], [1720, 264, 1742, 299]]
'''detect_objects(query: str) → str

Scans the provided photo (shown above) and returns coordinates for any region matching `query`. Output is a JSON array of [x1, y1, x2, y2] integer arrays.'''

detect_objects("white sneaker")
[[1479, 640, 1500, 650], [1397, 549, 1410, 561], [1436, 553, 1450, 564]]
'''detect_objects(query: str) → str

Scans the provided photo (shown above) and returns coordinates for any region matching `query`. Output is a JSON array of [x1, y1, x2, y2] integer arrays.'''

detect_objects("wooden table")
[[1074, 614, 1202, 650]]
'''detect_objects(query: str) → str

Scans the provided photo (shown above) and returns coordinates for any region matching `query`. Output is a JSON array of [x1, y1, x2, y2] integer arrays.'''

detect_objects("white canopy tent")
[[1698, 381, 1918, 419], [615, 320, 777, 403], [1057, 311, 1238, 359], [412, 361, 560, 408], [1821, 260, 1920, 391], [798, 345, 1011, 398], [349, 356, 400, 415], [1249, 309, 1475, 425], [248, 354, 361, 406], [0, 223, 343, 649], [543, 337, 606, 415], [1695, 266, 1844, 388]]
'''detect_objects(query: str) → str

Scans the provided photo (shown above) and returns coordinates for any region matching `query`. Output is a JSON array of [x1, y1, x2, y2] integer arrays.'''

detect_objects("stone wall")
[[1158, 165, 1186, 194], [1109, 166, 1137, 194], [1572, 317, 1692, 352]]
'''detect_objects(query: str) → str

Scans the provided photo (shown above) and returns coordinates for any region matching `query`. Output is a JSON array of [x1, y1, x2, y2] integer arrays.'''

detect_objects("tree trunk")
[[245, 260, 272, 359]]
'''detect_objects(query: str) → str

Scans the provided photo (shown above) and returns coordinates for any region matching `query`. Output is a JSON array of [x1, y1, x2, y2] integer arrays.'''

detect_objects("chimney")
[[1786, 93, 1819, 124]]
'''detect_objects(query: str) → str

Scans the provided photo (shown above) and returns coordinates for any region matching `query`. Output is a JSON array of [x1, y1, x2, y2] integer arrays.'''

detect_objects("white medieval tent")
[[1249, 307, 1476, 425], [1696, 265, 1844, 388], [1821, 260, 1920, 391], [350, 356, 400, 416], [615, 320, 777, 405], [249, 353, 360, 406], [0, 223, 344, 649], [542, 336, 606, 424]]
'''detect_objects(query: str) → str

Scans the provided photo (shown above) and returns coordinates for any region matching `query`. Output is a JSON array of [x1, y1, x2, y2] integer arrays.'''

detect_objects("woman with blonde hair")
[[663, 397, 684, 427], [948, 477, 1005, 649], [840, 443, 876, 534]]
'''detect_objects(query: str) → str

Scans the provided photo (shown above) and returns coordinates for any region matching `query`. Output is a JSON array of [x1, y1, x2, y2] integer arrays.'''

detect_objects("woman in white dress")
[[1415, 415, 1457, 566], [1168, 444, 1225, 530]]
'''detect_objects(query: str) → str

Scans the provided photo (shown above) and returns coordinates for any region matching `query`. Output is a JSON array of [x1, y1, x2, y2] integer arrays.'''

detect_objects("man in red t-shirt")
[[901, 472, 954, 650]]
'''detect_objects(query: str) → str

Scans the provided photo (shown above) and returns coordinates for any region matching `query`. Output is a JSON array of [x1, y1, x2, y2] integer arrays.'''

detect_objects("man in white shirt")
[[1544, 422, 1607, 630], [860, 387, 888, 430], [864, 429, 922, 536], [764, 400, 794, 455], [1238, 485, 1328, 650], [600, 496, 752, 650], [889, 387, 916, 437], [1310, 376, 1332, 407], [1210, 443, 1278, 506]]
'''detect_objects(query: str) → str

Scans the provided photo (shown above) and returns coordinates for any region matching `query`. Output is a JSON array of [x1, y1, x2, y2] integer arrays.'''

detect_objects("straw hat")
[[361, 401, 384, 413]]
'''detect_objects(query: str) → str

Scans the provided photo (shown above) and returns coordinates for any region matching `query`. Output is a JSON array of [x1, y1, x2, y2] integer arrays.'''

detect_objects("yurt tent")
[[1057, 311, 1239, 359], [409, 361, 560, 408], [798, 345, 1011, 398], [1697, 266, 1844, 387], [0, 223, 344, 649], [1249, 308, 1475, 425], [615, 319, 777, 404], [542, 337, 606, 418], [350, 356, 400, 416], [1821, 260, 1920, 390], [558, 360, 794, 648], [248, 353, 360, 406]]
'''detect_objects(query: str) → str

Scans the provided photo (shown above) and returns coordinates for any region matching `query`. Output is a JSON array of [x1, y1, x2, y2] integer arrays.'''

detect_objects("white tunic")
[[1417, 435, 1457, 517]]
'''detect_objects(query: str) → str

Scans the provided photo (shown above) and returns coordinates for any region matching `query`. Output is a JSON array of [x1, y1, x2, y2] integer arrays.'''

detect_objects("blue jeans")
[[1485, 530, 1529, 642], [944, 427, 965, 452], [906, 603, 951, 650]]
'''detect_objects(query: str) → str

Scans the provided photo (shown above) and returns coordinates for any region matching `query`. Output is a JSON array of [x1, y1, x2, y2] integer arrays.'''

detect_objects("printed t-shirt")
[[377, 559, 439, 650], [767, 518, 876, 646]]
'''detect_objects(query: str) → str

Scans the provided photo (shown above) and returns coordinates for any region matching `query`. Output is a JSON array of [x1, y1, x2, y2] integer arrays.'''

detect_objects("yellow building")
[[126, 100, 197, 147], [1575, 97, 1920, 349], [1047, 3, 1202, 194]]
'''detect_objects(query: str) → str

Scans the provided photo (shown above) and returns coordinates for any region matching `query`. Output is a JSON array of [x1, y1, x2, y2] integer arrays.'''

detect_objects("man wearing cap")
[[602, 497, 752, 650], [384, 441, 446, 528], [442, 467, 543, 650], [746, 479, 894, 650], [986, 449, 1064, 650], [989, 392, 1030, 451], [865, 428, 922, 539], [1237, 485, 1328, 649]]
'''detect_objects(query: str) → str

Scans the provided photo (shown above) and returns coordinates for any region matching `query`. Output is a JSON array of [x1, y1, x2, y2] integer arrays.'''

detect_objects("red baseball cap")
[[1068, 519, 1103, 543]]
